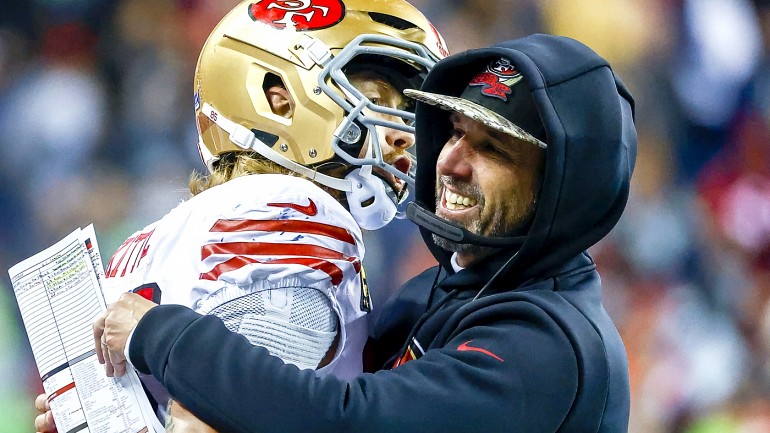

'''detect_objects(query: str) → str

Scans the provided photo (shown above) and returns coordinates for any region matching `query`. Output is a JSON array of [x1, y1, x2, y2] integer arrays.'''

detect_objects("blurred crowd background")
[[1, 0, 769, 431]]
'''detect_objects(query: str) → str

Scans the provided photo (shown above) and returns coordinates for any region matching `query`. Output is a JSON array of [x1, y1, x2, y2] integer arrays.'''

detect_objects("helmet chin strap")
[[202, 103, 352, 193], [345, 166, 398, 230]]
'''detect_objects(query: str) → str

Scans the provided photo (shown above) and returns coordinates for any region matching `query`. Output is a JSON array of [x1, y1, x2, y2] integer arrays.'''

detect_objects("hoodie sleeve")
[[131, 300, 580, 433]]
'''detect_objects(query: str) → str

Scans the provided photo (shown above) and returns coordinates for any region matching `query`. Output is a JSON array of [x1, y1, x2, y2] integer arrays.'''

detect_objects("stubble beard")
[[432, 177, 492, 259], [431, 209, 505, 263], [432, 176, 536, 264]]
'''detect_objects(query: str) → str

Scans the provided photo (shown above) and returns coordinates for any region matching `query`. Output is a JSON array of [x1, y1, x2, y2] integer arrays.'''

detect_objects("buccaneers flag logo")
[[468, 57, 523, 101], [248, 0, 346, 31]]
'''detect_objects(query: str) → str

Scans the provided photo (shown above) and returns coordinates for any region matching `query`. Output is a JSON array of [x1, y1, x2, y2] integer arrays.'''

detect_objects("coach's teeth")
[[444, 190, 477, 210]]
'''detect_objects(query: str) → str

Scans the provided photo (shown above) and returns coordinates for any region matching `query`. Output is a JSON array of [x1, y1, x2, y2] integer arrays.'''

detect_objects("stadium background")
[[1, 0, 769, 431]]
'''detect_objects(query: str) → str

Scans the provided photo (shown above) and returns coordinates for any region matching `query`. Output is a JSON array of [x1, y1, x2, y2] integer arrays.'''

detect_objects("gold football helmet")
[[194, 0, 447, 228]]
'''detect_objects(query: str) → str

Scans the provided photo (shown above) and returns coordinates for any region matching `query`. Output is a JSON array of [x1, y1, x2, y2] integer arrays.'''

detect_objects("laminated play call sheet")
[[9, 225, 163, 433]]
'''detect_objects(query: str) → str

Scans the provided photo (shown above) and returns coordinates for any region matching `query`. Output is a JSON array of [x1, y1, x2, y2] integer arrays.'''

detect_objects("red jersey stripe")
[[347, 256, 361, 273], [201, 242, 347, 261], [209, 219, 355, 245], [200, 256, 347, 285]]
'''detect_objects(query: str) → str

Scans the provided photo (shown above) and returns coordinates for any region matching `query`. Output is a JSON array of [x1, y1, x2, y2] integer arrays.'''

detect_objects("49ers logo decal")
[[248, 0, 345, 31]]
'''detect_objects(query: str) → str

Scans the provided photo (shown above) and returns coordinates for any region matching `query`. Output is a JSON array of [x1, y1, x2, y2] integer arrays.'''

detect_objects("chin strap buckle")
[[345, 167, 397, 230]]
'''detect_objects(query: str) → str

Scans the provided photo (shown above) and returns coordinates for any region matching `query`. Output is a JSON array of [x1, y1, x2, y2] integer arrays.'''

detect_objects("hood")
[[411, 34, 637, 283]]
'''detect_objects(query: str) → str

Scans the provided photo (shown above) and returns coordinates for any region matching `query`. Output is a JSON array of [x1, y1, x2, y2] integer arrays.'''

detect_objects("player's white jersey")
[[102, 174, 370, 379]]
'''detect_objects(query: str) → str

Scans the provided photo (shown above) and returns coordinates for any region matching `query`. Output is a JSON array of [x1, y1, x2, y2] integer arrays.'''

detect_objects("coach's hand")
[[94, 292, 157, 377]]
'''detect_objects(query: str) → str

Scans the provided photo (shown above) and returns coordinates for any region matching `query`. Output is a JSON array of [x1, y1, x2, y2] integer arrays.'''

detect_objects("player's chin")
[[374, 169, 407, 199], [391, 177, 407, 197], [382, 156, 412, 197]]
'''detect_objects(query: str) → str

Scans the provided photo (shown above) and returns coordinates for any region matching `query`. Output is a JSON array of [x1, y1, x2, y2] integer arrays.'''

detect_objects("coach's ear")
[[265, 85, 294, 118]]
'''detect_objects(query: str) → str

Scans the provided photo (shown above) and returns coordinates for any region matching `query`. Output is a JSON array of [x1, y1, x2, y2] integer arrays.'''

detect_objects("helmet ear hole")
[[263, 73, 294, 118], [262, 72, 284, 91]]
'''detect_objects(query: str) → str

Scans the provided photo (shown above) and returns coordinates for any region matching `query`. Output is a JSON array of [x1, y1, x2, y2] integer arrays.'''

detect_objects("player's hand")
[[34, 392, 57, 433], [94, 292, 157, 377]]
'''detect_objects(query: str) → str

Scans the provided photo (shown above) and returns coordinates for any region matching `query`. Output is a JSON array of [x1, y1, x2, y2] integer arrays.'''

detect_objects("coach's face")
[[433, 112, 545, 267]]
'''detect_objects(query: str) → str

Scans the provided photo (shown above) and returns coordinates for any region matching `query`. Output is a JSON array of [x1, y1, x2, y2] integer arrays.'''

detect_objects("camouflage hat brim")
[[405, 88, 547, 149]]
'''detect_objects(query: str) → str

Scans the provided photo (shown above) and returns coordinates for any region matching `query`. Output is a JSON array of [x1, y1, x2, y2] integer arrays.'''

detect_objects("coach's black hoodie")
[[131, 34, 637, 433]]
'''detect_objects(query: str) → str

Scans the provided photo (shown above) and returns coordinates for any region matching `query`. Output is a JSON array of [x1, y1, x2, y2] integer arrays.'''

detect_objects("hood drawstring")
[[393, 252, 522, 366], [472, 251, 520, 301]]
